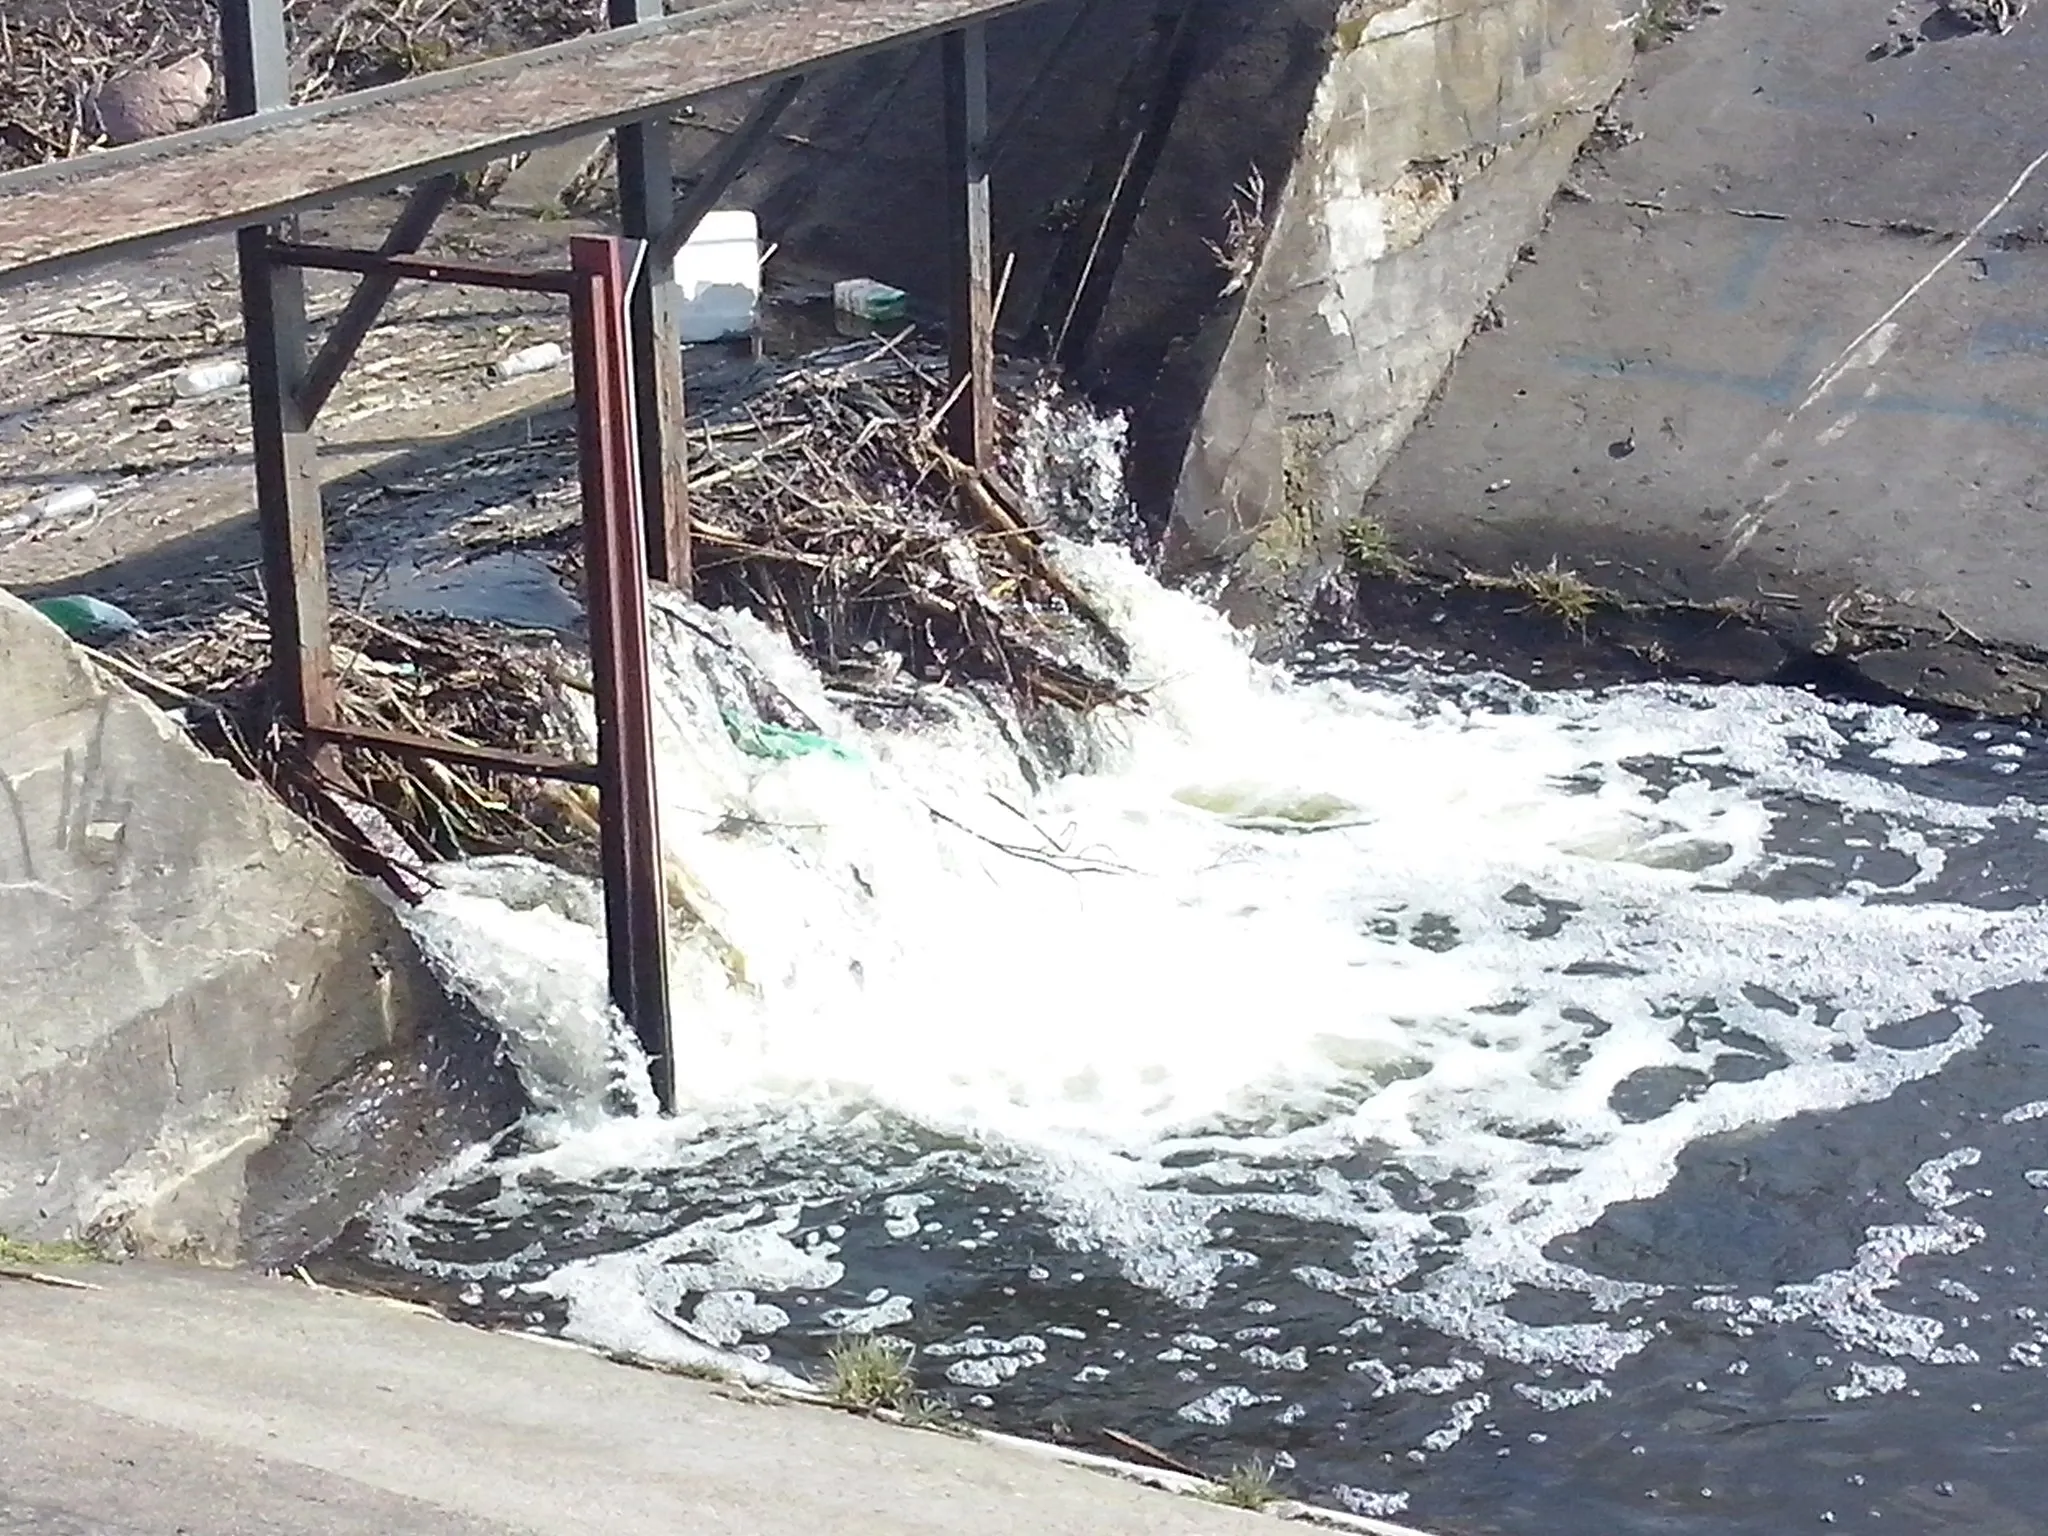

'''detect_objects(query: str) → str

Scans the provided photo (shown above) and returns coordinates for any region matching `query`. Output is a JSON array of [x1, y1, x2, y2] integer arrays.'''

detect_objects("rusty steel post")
[[941, 24, 996, 470], [569, 234, 676, 1112]]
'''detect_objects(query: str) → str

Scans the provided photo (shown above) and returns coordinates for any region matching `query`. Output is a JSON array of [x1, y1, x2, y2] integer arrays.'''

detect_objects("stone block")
[[0, 591, 444, 1259]]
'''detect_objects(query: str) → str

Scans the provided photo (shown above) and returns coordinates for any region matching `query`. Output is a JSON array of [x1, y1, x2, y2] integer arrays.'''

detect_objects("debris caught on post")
[[110, 335, 1128, 891], [127, 606, 594, 888]]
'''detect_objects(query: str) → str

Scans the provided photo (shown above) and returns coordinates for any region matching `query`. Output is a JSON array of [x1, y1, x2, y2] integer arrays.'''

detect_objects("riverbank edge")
[[2, 1256, 1442, 1536], [1304, 533, 2048, 726]]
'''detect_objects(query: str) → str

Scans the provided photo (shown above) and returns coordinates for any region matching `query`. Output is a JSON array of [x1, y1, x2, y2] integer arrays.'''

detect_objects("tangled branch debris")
[[0, 0, 600, 172], [127, 607, 596, 889], [114, 338, 1129, 885], [569, 338, 1129, 713]]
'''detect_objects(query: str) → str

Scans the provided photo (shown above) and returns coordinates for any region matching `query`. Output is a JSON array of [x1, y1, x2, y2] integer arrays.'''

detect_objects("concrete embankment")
[[0, 1262, 1422, 1536], [701, 0, 1631, 630], [0, 591, 514, 1262], [1360, 0, 2048, 718]]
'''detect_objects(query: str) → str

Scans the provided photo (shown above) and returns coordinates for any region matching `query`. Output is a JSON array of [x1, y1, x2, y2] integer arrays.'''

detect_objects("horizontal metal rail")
[[269, 242, 582, 294], [0, 0, 1041, 288]]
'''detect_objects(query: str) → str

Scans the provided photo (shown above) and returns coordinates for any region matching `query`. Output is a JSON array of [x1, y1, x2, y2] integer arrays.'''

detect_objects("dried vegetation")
[[0, 0, 601, 172], [115, 338, 1130, 887], [678, 341, 1128, 714], [117, 608, 597, 893]]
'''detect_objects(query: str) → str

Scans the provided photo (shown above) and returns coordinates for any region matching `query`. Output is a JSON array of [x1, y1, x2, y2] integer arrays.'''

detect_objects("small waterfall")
[[373, 397, 2048, 1474]]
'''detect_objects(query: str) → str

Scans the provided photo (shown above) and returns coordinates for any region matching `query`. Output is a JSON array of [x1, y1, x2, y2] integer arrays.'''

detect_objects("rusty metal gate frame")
[[211, 4, 1002, 1121], [255, 232, 676, 1111]]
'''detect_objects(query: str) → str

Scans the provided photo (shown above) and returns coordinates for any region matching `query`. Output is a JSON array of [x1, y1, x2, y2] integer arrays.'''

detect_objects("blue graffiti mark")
[[1717, 224, 1785, 312], [1971, 319, 2048, 360], [1555, 325, 1827, 408], [1552, 322, 2048, 432]]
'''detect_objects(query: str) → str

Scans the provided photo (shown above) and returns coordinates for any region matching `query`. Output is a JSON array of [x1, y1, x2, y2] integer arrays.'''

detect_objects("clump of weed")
[[1469, 558, 1606, 628], [818, 1336, 916, 1411], [1203, 1460, 1280, 1510], [898, 1393, 971, 1435], [0, 1234, 97, 1266], [1338, 518, 1412, 578], [1513, 559, 1601, 626], [1207, 164, 1270, 298]]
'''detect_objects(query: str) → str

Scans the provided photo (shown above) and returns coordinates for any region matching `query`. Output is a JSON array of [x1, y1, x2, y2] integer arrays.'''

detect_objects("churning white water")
[[374, 505, 2048, 1419]]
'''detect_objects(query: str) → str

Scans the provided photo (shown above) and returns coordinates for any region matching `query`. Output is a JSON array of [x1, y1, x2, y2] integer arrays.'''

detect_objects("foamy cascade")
[[387, 534, 2047, 1334], [372, 400, 2048, 1470]]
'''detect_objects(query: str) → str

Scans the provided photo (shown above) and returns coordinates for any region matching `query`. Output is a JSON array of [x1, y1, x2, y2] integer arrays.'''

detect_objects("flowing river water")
[[321, 426, 2048, 1533]]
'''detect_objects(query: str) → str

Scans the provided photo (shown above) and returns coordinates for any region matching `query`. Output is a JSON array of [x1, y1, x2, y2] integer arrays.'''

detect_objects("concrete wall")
[[1160, 0, 1635, 627], [0, 592, 453, 1260], [679, 0, 1629, 633]]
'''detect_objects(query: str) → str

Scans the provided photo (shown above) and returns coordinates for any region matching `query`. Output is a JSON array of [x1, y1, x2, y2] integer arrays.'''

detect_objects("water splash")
[[383, 538, 2048, 1316], [357, 424, 2048, 1521]]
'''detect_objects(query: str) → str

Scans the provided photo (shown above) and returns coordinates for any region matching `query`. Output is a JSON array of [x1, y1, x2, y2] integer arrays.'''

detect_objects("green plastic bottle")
[[32, 594, 141, 643]]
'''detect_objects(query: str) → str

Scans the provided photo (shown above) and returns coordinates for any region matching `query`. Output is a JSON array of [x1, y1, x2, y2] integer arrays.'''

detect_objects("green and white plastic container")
[[833, 278, 908, 324]]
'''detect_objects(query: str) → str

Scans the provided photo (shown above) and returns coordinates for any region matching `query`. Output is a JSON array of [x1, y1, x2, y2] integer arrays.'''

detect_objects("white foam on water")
[[380, 516, 2048, 1445], [1695, 1141, 1988, 1364]]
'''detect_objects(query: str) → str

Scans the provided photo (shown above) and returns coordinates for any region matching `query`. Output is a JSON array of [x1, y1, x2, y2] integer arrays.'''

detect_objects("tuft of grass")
[[1206, 164, 1270, 299], [818, 1336, 915, 1411], [1338, 518, 1412, 578], [1512, 559, 1600, 626], [898, 1392, 972, 1435], [1203, 1460, 1280, 1510], [1634, 0, 1698, 50], [0, 1233, 97, 1266], [1467, 558, 1605, 628]]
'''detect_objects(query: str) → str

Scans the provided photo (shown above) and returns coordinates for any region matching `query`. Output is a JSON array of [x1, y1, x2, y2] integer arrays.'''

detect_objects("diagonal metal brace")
[[296, 175, 460, 419], [650, 74, 808, 273]]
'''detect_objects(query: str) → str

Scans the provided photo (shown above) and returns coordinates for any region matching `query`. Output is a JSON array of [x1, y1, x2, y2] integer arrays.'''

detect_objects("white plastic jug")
[[673, 210, 762, 344]]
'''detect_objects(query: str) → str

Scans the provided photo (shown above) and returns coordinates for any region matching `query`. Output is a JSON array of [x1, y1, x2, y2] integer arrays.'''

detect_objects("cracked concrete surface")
[[0, 1264, 1316, 1536]]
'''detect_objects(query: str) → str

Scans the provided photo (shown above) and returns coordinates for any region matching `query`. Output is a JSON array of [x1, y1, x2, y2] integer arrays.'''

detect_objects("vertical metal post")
[[1051, 0, 1205, 372], [942, 24, 996, 469], [223, 0, 335, 730], [610, 0, 692, 591], [569, 234, 675, 1113]]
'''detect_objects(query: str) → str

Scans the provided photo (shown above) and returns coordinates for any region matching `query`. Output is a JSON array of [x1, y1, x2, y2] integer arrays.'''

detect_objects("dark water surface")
[[322, 661, 2048, 1535]]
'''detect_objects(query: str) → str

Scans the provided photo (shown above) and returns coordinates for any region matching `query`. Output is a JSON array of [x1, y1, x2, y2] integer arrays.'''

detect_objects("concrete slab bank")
[[1364, 0, 2048, 715], [1162, 0, 1636, 628], [0, 1264, 1423, 1536], [0, 591, 494, 1261]]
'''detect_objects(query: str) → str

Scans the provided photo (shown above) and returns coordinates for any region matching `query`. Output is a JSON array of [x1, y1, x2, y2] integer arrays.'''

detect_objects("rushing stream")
[[324, 445, 2048, 1532]]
